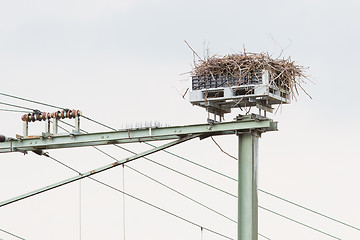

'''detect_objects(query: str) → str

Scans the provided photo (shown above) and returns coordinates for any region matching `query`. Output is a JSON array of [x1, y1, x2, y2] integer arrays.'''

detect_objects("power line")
[[143, 142, 237, 181], [0, 101, 34, 111], [46, 154, 234, 240], [0, 92, 63, 109], [0, 108, 31, 113], [259, 206, 341, 240], [89, 176, 234, 240], [258, 233, 271, 240], [0, 228, 26, 240], [258, 189, 360, 232]]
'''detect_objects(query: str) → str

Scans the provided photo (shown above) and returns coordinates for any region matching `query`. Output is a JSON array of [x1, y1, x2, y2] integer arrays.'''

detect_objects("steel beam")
[[0, 116, 277, 153], [238, 131, 259, 240], [0, 134, 199, 208]]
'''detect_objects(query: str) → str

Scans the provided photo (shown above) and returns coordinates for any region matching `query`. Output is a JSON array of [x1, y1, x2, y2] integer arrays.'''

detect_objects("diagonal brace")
[[0, 133, 200, 208]]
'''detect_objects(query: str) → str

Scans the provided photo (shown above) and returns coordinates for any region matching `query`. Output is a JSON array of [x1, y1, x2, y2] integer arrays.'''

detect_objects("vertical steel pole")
[[238, 131, 259, 240]]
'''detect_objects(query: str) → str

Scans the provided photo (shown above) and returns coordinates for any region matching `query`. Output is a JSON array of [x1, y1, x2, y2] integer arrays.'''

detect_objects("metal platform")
[[189, 70, 290, 115]]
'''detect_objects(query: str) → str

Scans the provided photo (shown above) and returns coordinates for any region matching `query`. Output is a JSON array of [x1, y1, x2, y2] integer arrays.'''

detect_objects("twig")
[[210, 136, 238, 161]]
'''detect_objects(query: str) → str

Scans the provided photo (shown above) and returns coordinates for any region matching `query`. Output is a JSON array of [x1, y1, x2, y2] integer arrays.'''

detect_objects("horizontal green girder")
[[0, 116, 277, 153]]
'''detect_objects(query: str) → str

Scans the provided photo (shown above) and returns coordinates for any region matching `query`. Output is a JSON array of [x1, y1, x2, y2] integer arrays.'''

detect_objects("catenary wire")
[[0, 108, 32, 113], [143, 142, 237, 181], [2, 93, 357, 235], [45, 154, 234, 240], [259, 206, 341, 240], [258, 233, 271, 240], [0, 101, 34, 111], [89, 177, 234, 240], [0, 93, 63, 109], [258, 189, 360, 232], [0, 228, 26, 240]]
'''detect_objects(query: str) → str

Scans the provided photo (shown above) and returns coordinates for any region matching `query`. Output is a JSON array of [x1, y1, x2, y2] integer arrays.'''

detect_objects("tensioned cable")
[[258, 233, 271, 240], [0, 93, 62, 109], [143, 142, 237, 181], [45, 154, 233, 240], [0, 102, 34, 111], [89, 177, 233, 240], [3, 93, 358, 235], [259, 206, 341, 240], [0, 108, 31, 113], [258, 189, 360, 232], [0, 228, 26, 240]]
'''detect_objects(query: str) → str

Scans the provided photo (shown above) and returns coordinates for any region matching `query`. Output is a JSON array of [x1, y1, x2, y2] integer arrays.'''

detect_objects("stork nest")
[[192, 52, 310, 99]]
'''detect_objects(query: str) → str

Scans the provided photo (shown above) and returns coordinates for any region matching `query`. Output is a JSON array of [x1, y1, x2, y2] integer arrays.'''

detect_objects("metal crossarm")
[[0, 116, 277, 153]]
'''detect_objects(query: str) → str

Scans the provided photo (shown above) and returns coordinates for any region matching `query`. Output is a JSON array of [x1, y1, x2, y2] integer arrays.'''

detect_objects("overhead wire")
[[0, 109, 31, 113], [258, 189, 360, 232], [259, 206, 341, 240], [45, 154, 234, 240], [0, 92, 63, 109], [0, 93, 355, 238], [89, 176, 234, 240], [0, 101, 34, 111], [258, 233, 271, 240], [0, 228, 26, 240]]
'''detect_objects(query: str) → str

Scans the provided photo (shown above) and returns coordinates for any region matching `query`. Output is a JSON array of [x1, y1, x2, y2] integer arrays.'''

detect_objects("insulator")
[[66, 110, 72, 119], [71, 109, 76, 118], [60, 110, 65, 119], [21, 114, 28, 122], [0, 135, 5, 142], [42, 112, 47, 121]]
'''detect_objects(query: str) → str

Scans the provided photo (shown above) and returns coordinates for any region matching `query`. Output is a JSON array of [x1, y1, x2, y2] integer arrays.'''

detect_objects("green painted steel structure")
[[0, 115, 277, 240]]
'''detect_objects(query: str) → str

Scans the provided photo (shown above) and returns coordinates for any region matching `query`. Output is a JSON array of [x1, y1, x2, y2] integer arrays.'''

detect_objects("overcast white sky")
[[0, 0, 360, 239]]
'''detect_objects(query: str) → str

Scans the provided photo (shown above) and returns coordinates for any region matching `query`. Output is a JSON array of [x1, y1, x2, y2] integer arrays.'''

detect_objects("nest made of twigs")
[[192, 52, 310, 99]]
